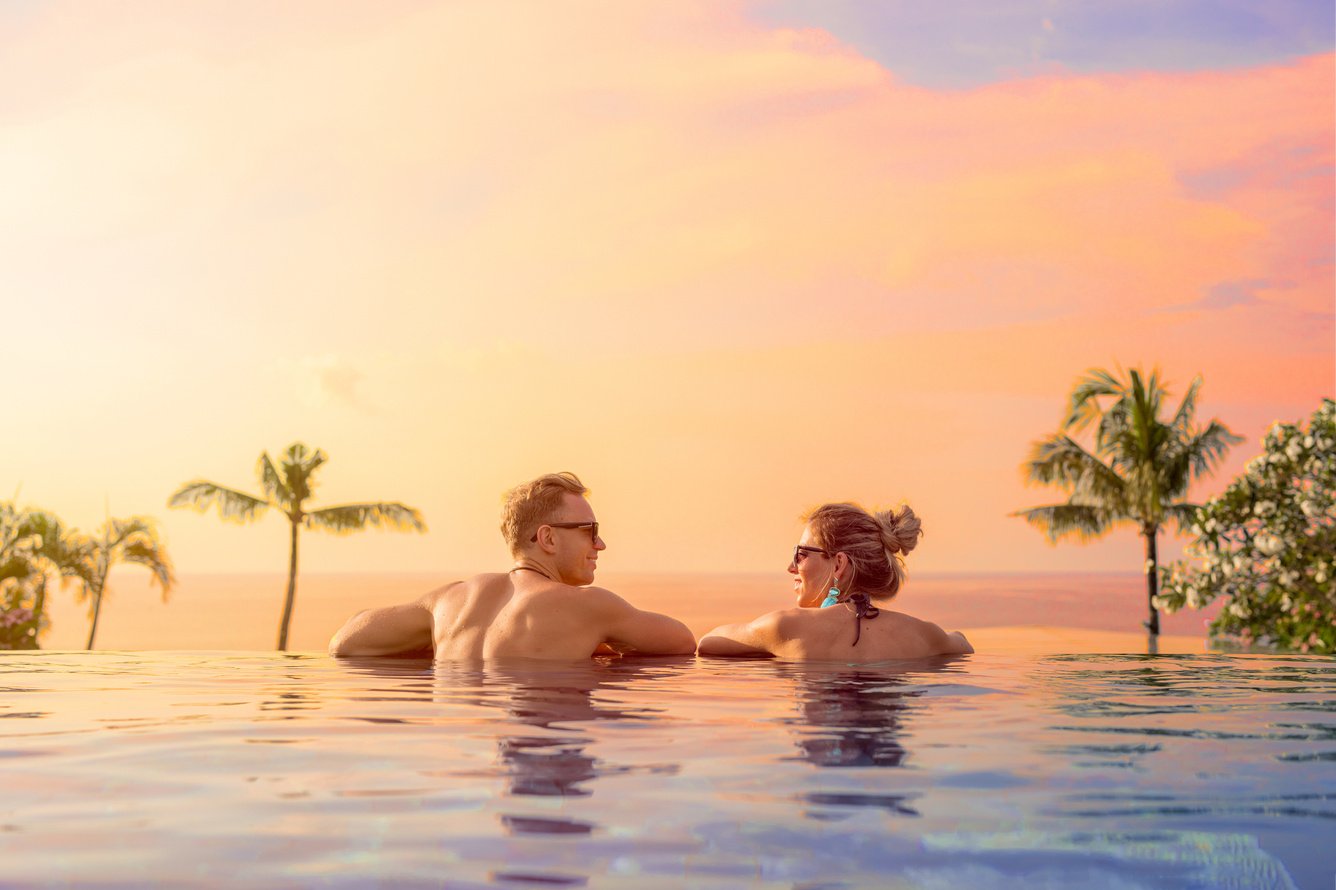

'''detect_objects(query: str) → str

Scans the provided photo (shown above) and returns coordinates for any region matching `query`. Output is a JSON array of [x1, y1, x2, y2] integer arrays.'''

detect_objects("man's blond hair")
[[500, 472, 589, 555]]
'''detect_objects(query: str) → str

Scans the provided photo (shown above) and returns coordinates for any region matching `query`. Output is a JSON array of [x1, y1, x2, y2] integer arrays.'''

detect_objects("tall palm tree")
[[168, 443, 426, 650], [1015, 368, 1239, 636], [78, 517, 175, 650]]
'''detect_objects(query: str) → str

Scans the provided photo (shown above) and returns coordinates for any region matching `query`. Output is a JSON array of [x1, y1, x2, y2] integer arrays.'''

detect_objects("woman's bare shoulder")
[[878, 610, 973, 655]]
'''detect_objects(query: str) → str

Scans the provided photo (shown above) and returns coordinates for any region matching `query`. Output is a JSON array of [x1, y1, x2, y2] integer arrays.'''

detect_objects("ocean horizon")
[[37, 570, 1222, 652]]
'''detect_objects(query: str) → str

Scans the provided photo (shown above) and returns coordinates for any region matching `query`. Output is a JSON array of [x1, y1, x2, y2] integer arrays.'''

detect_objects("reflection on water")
[[431, 659, 686, 803], [779, 665, 923, 768], [1, 651, 1332, 888]]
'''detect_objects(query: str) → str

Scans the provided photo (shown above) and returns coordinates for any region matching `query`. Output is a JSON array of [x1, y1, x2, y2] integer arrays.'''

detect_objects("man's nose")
[[594, 536, 607, 550]]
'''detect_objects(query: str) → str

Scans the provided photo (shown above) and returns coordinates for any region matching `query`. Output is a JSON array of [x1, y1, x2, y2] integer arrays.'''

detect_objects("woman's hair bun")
[[876, 504, 922, 556]]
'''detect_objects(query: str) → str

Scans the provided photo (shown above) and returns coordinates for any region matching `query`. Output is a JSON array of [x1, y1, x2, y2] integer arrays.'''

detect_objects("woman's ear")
[[834, 551, 850, 580]]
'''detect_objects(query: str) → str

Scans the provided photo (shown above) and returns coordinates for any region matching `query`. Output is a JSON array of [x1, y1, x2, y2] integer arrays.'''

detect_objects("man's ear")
[[534, 525, 557, 553]]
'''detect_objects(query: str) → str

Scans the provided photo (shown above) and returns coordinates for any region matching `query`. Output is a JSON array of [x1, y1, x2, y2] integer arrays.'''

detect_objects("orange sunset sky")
[[3, 1, 1333, 579]]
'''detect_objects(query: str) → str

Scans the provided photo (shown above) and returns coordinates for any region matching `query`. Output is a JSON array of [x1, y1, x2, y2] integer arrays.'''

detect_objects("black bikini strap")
[[846, 591, 880, 647]]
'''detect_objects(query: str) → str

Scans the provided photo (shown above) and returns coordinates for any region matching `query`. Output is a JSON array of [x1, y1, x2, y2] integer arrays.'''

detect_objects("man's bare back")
[[329, 475, 696, 661], [434, 571, 694, 659]]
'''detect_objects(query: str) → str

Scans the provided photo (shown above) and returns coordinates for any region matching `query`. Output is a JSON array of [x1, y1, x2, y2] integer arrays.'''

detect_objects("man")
[[329, 472, 696, 660]]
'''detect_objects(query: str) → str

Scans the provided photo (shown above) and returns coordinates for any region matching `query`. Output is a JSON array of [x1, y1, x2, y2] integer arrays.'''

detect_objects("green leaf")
[[306, 502, 427, 536]]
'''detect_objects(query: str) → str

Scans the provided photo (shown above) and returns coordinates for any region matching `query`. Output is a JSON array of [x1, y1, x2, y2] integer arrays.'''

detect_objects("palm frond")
[[120, 538, 175, 598], [307, 502, 427, 536], [1063, 368, 1122, 433], [280, 443, 326, 505], [1012, 503, 1117, 542], [1022, 435, 1127, 502], [1171, 375, 1202, 436], [256, 452, 293, 507], [168, 481, 271, 523], [1163, 502, 1201, 535]]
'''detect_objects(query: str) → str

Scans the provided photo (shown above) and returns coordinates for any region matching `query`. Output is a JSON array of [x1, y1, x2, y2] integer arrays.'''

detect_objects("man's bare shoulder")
[[417, 574, 510, 607], [547, 584, 631, 613]]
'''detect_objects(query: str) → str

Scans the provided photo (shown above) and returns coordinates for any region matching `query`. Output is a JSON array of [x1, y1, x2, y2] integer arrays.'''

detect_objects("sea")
[[35, 571, 1222, 653]]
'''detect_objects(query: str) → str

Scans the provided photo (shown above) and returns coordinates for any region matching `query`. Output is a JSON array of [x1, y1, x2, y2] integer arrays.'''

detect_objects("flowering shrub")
[[1157, 399, 1335, 653], [0, 579, 43, 650]]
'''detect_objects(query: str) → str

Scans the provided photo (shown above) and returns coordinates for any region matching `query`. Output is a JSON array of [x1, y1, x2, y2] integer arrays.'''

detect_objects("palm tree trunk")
[[277, 518, 300, 651], [1143, 525, 1160, 637], [30, 576, 48, 651], [86, 585, 103, 650]]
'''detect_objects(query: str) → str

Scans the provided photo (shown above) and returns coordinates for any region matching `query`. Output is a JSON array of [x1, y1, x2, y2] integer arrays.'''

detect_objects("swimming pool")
[[2, 651, 1331, 888]]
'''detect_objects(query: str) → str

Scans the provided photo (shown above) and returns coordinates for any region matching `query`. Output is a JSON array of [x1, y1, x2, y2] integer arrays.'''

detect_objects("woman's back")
[[700, 605, 972, 662], [774, 607, 969, 661]]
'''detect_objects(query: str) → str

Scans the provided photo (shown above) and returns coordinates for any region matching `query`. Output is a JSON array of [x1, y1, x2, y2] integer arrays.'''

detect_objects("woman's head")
[[789, 502, 922, 606]]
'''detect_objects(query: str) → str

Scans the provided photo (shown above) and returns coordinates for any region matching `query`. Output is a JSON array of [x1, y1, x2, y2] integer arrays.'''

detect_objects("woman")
[[698, 502, 973, 661]]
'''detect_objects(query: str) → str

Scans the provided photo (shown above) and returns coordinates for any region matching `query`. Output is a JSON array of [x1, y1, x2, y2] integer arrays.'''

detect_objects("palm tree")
[[168, 443, 426, 650], [0, 505, 88, 650], [1015, 368, 1240, 636], [77, 517, 174, 650]]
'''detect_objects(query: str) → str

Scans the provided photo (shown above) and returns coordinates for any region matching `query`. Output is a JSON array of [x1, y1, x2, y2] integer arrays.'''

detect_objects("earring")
[[820, 580, 842, 609]]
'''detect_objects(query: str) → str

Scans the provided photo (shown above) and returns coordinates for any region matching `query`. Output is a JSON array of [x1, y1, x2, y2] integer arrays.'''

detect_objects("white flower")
[[1317, 570, 1329, 584], [1286, 440, 1304, 460], [1228, 602, 1249, 619], [1254, 501, 1275, 517], [1256, 534, 1283, 556], [1280, 595, 1293, 611], [1304, 436, 1315, 449]]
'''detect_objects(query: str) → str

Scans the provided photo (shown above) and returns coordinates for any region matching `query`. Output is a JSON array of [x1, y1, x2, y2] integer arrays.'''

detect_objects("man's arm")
[[593, 589, 697, 656], [328, 601, 434, 657], [697, 611, 785, 658]]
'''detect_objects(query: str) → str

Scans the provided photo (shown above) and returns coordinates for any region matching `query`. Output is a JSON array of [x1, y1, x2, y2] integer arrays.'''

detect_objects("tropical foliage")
[[0, 505, 95, 649], [1, 503, 49, 650], [168, 443, 426, 650], [77, 518, 175, 650], [1157, 399, 1335, 653], [1015, 367, 1240, 635]]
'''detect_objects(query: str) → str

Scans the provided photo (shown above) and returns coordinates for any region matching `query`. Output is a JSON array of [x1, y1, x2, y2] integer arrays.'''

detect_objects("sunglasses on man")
[[531, 522, 600, 543]]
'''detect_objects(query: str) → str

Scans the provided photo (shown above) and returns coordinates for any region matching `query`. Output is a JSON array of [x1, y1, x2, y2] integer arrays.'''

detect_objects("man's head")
[[501, 472, 606, 584]]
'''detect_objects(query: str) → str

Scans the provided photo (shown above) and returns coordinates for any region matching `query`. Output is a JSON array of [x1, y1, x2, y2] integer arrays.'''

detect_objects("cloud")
[[1160, 277, 1273, 313], [1, 2, 1331, 574], [291, 355, 369, 411]]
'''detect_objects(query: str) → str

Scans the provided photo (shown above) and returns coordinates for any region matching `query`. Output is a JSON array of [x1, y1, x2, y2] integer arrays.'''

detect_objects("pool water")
[[1, 651, 1332, 888]]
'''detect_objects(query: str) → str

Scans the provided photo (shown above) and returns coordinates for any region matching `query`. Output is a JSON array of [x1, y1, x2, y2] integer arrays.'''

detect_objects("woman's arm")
[[697, 612, 786, 658]]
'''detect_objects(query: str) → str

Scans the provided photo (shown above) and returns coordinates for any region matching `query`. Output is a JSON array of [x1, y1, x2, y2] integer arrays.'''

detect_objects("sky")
[[2, 0, 1332, 580]]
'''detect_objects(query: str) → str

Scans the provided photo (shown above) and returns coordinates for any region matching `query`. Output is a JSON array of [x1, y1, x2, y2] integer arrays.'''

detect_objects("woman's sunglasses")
[[792, 544, 829, 565]]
